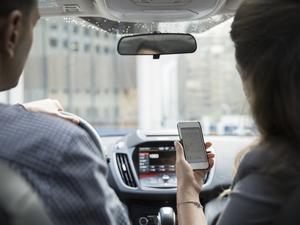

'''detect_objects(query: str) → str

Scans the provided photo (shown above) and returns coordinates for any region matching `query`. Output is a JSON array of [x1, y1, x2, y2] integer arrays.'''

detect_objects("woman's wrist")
[[177, 180, 203, 195], [177, 186, 200, 203], [177, 201, 203, 209]]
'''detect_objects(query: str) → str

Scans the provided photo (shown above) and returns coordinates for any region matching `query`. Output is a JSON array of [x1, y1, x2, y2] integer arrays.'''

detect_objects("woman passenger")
[[175, 0, 300, 224]]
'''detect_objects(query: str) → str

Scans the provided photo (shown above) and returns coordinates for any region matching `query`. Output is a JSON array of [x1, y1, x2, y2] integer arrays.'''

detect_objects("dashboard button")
[[162, 175, 170, 183], [139, 217, 149, 225]]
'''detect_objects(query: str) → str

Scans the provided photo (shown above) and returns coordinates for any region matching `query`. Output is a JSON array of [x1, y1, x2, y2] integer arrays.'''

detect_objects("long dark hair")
[[231, 0, 300, 147]]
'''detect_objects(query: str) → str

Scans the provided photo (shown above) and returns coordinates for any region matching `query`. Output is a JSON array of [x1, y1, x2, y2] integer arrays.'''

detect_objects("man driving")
[[0, 1, 131, 224]]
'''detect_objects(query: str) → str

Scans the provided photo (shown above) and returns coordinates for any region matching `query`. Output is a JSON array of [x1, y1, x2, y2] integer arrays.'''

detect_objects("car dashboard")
[[100, 130, 255, 225]]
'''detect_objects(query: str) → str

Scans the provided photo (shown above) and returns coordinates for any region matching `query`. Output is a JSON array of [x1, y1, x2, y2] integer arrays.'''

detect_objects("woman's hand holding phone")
[[175, 141, 215, 202]]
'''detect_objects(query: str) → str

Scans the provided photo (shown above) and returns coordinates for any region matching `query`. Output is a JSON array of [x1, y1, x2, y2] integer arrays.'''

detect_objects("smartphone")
[[177, 121, 209, 170]]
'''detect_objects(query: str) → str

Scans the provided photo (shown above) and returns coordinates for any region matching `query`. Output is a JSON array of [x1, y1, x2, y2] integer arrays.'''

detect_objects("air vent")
[[63, 4, 81, 13], [116, 153, 137, 188]]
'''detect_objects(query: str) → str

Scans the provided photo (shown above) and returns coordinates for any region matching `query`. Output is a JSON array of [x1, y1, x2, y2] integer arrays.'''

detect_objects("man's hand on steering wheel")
[[22, 99, 80, 125]]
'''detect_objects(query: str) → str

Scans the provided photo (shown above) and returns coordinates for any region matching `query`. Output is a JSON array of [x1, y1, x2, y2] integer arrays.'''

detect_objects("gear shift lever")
[[157, 207, 176, 225]]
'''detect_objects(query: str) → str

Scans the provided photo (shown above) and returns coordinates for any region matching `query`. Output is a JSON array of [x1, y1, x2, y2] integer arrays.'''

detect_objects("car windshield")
[[2, 16, 256, 136]]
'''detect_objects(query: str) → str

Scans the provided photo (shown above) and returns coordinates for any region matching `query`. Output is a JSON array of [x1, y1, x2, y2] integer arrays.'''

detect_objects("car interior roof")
[[39, 0, 242, 22]]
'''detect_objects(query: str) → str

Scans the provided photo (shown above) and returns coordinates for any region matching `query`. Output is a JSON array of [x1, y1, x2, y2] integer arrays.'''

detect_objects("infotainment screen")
[[138, 146, 176, 188]]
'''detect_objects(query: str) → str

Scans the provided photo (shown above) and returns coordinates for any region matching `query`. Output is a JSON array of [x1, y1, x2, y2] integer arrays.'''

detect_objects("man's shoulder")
[[0, 104, 84, 140], [0, 104, 94, 170]]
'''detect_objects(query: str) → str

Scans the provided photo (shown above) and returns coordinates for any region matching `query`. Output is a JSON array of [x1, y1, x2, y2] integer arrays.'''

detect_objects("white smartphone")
[[177, 121, 209, 170]]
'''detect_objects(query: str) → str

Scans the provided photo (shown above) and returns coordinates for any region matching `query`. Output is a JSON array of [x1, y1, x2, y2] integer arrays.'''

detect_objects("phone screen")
[[181, 127, 207, 164]]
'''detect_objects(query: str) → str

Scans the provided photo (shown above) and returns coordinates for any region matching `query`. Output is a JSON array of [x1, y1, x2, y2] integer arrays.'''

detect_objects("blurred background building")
[[24, 18, 138, 128]]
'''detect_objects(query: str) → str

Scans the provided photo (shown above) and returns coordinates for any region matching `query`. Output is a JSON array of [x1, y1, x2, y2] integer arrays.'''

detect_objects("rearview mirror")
[[118, 33, 197, 59]]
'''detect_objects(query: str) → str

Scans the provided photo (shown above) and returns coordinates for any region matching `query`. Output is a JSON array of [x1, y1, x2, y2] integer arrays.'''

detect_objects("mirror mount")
[[152, 31, 161, 59], [153, 54, 160, 60]]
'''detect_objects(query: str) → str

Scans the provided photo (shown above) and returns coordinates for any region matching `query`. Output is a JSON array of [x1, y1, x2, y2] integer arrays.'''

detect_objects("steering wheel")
[[62, 112, 105, 156]]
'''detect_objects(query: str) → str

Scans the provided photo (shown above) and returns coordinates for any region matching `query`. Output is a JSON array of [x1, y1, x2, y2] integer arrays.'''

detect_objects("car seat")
[[0, 160, 52, 225]]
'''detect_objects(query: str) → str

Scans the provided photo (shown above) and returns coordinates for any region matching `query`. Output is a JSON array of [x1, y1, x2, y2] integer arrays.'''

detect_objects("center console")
[[136, 143, 176, 188], [107, 130, 215, 225]]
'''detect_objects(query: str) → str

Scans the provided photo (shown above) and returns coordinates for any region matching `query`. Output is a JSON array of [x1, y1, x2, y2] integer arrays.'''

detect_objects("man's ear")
[[3, 10, 23, 58]]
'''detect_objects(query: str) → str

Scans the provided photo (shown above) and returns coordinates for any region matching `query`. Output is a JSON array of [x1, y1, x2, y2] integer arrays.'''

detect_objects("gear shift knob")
[[157, 207, 176, 225]]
